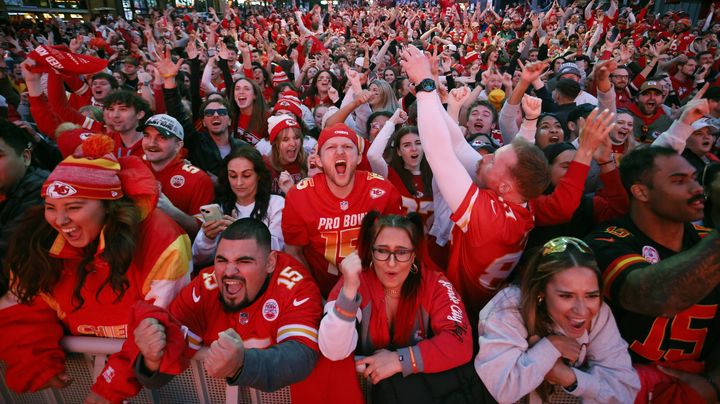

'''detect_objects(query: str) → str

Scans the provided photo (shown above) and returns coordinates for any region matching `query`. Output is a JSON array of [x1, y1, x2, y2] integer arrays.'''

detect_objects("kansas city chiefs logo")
[[170, 175, 185, 188], [370, 188, 386, 199], [46, 181, 78, 198]]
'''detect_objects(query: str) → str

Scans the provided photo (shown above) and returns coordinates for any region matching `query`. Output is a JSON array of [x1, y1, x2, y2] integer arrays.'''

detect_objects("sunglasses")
[[204, 108, 228, 117], [541, 237, 593, 257]]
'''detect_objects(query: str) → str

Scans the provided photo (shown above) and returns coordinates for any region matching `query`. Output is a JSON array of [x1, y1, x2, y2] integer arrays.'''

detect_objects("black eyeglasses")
[[541, 237, 593, 257], [204, 108, 228, 117], [372, 247, 415, 262]]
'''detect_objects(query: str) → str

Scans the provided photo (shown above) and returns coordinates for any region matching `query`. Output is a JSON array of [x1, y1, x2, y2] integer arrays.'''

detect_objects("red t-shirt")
[[170, 253, 361, 402], [150, 157, 215, 217], [282, 171, 403, 296], [447, 185, 535, 318]]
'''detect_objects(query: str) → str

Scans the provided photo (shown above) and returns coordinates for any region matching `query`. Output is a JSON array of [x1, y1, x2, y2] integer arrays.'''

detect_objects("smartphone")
[[199, 204, 223, 222]]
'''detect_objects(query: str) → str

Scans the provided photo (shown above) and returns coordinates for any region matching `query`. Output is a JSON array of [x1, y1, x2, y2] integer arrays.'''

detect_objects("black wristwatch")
[[415, 78, 436, 93]]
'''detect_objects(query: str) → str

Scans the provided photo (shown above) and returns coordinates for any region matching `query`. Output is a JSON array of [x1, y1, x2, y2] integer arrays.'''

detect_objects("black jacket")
[[0, 166, 49, 266], [162, 86, 247, 179]]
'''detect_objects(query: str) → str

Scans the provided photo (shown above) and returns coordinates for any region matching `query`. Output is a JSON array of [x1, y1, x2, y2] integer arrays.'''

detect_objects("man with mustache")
[[132, 218, 362, 402], [586, 106, 720, 402], [141, 114, 214, 238]]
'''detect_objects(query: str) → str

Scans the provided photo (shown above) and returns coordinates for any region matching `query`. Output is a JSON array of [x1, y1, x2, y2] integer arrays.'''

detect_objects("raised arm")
[[401, 46, 472, 213]]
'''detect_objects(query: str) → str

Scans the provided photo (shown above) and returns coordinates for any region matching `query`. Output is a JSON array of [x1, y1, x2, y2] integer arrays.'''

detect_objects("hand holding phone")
[[200, 204, 223, 222]]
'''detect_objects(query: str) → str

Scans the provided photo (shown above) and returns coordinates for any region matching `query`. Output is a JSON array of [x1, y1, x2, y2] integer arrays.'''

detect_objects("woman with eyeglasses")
[[475, 237, 639, 404], [191, 146, 284, 267], [318, 212, 473, 401]]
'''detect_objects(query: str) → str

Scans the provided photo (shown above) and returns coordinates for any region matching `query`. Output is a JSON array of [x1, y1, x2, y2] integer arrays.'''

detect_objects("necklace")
[[385, 288, 401, 298]]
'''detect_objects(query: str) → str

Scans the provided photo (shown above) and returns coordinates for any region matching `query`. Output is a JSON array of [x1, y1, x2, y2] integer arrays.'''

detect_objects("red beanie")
[[268, 114, 300, 143], [272, 65, 289, 86], [42, 135, 123, 200], [27, 45, 108, 75], [317, 123, 359, 152], [273, 98, 303, 120]]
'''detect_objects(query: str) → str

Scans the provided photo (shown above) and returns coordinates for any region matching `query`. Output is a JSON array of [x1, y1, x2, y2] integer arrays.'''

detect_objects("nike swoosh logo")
[[293, 297, 309, 307], [192, 287, 201, 303]]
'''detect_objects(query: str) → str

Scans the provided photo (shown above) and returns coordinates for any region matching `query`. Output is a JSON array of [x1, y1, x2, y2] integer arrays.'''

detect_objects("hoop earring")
[[410, 263, 419, 274], [537, 296, 544, 306]]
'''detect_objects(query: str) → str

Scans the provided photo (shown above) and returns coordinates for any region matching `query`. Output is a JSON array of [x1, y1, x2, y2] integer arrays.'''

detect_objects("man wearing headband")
[[283, 123, 402, 297]]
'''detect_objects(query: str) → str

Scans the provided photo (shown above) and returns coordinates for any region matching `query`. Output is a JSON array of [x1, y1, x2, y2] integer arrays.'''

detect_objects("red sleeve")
[[188, 173, 215, 216], [169, 272, 211, 347], [244, 67, 254, 79], [41, 71, 103, 134], [29, 94, 65, 139], [274, 261, 323, 350], [414, 273, 473, 373], [0, 298, 66, 393], [591, 168, 629, 223], [636, 5, 648, 21], [69, 91, 93, 110], [153, 86, 166, 115], [533, 161, 590, 226], [90, 346, 142, 404]]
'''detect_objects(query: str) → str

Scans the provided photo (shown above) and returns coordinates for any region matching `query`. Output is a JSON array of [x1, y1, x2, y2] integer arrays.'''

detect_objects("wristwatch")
[[414, 78, 436, 93]]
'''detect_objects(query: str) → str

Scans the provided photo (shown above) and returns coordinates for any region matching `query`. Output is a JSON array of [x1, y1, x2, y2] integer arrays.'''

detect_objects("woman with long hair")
[[228, 77, 269, 146], [368, 79, 400, 112], [302, 70, 340, 109], [191, 146, 284, 266], [318, 212, 473, 402], [266, 114, 308, 195], [475, 237, 640, 403], [0, 135, 191, 403], [367, 109, 434, 229]]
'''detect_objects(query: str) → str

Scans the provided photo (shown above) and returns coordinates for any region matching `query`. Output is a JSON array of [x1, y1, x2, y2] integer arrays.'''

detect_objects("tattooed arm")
[[619, 231, 720, 317]]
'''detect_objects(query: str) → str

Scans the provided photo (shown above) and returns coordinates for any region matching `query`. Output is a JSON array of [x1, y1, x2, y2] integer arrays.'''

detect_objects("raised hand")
[[400, 45, 433, 85], [186, 35, 200, 60], [448, 86, 472, 109], [155, 44, 184, 80], [339, 251, 362, 297], [133, 318, 166, 372], [679, 99, 710, 125], [69, 34, 83, 54], [518, 59, 550, 84], [204, 328, 245, 378], [577, 108, 615, 157], [390, 107, 408, 125], [521, 94, 542, 120]]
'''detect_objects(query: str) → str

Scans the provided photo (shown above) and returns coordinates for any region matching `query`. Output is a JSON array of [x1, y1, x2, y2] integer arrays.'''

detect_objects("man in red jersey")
[[282, 123, 402, 297], [20, 58, 149, 157], [142, 114, 214, 238], [133, 218, 363, 403], [401, 46, 614, 320]]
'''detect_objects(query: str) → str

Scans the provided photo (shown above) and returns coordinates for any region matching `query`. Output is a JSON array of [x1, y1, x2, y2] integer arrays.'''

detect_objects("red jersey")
[[282, 171, 402, 296], [670, 75, 695, 100], [150, 157, 214, 217], [387, 168, 433, 228], [447, 185, 535, 318], [0, 209, 192, 401], [171, 253, 361, 402]]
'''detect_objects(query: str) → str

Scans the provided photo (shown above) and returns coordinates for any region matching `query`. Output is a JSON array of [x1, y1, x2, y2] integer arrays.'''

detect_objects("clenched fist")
[[204, 328, 245, 379], [134, 318, 166, 372]]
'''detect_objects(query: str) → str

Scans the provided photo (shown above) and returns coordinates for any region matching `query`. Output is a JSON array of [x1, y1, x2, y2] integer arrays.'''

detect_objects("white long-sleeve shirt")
[[192, 195, 285, 266], [475, 287, 640, 404]]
